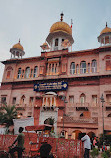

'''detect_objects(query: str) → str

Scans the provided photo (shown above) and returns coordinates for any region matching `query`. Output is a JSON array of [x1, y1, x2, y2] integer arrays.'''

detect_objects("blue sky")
[[0, 0, 111, 83]]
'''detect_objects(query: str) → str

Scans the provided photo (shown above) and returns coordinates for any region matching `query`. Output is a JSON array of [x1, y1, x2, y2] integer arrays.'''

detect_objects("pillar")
[[42, 97, 45, 106], [54, 97, 56, 107], [50, 97, 52, 107]]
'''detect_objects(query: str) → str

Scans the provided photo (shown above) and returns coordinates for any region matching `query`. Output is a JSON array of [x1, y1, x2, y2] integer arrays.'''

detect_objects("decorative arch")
[[80, 61, 86, 73], [33, 66, 38, 77], [87, 131, 96, 139], [91, 59, 97, 73], [103, 55, 111, 60], [6, 66, 13, 71], [104, 55, 111, 71], [70, 62, 75, 74], [80, 93, 86, 104], [20, 95, 26, 105], [25, 67, 30, 78], [6, 66, 13, 79], [44, 117, 55, 125], [71, 130, 82, 140]]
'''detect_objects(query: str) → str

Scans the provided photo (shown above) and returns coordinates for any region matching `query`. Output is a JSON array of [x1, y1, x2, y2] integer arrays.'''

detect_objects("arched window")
[[6, 71, 11, 79], [6, 66, 13, 79], [55, 38, 58, 46], [33, 66, 38, 77], [91, 60, 97, 73], [76, 64, 79, 74], [105, 56, 111, 71], [70, 62, 75, 74], [25, 67, 30, 78], [17, 68, 21, 79], [80, 61, 86, 74], [80, 93, 86, 105], [71, 130, 82, 140], [20, 95, 25, 105]]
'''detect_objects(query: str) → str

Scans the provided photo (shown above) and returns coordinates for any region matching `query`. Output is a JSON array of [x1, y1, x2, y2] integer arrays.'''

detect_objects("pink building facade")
[[0, 14, 111, 139]]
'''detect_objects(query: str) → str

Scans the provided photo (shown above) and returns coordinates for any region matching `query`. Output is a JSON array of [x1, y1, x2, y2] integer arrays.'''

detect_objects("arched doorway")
[[60, 130, 68, 139], [87, 131, 96, 139], [71, 130, 82, 140], [44, 117, 55, 126]]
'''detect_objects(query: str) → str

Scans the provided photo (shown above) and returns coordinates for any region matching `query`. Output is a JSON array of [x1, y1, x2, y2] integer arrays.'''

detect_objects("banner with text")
[[34, 81, 68, 92]]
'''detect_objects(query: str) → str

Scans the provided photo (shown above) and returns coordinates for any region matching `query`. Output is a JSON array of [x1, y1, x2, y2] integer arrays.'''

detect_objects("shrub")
[[90, 148, 99, 158], [101, 151, 110, 158]]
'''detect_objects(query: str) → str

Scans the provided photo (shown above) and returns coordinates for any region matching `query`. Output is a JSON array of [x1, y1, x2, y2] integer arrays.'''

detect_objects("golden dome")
[[12, 41, 24, 51], [50, 21, 72, 35], [100, 23, 111, 35], [43, 42, 48, 46]]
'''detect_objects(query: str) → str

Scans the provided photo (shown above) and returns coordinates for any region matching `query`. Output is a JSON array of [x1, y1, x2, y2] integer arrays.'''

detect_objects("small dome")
[[100, 23, 111, 35], [50, 21, 72, 35], [40, 42, 49, 50], [43, 42, 48, 46], [12, 40, 24, 51]]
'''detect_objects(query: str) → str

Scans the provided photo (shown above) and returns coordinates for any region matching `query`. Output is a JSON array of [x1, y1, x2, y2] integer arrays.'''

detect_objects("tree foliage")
[[0, 105, 17, 127]]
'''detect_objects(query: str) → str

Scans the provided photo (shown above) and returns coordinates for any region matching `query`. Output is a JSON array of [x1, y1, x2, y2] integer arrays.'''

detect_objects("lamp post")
[[100, 94, 105, 143], [61, 96, 68, 137]]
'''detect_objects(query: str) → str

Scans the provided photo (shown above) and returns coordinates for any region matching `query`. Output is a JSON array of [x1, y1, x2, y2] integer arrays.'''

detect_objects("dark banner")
[[34, 81, 68, 92]]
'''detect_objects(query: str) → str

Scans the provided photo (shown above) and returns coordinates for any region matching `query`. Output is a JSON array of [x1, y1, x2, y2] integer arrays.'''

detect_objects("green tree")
[[0, 105, 17, 127]]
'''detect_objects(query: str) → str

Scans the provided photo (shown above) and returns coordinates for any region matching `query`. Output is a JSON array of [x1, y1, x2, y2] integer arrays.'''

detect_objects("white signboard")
[[13, 117, 34, 134]]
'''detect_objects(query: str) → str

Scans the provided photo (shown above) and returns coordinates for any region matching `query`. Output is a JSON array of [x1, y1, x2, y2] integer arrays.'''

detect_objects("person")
[[39, 141, 54, 158], [9, 127, 25, 158], [81, 133, 91, 158], [102, 142, 107, 152], [93, 137, 97, 147]]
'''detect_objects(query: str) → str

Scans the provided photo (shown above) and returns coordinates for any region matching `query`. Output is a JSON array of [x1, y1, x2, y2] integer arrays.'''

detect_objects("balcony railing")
[[15, 104, 34, 111], [76, 103, 89, 107], [41, 105, 58, 112], [64, 116, 98, 124], [105, 102, 111, 111], [105, 102, 111, 106]]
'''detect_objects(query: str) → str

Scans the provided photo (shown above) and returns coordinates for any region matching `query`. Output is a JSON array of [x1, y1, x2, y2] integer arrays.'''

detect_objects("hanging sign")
[[34, 81, 68, 92]]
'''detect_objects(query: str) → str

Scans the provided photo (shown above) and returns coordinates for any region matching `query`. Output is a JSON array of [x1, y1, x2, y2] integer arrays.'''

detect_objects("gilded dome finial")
[[106, 22, 107, 27], [60, 12, 64, 21]]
